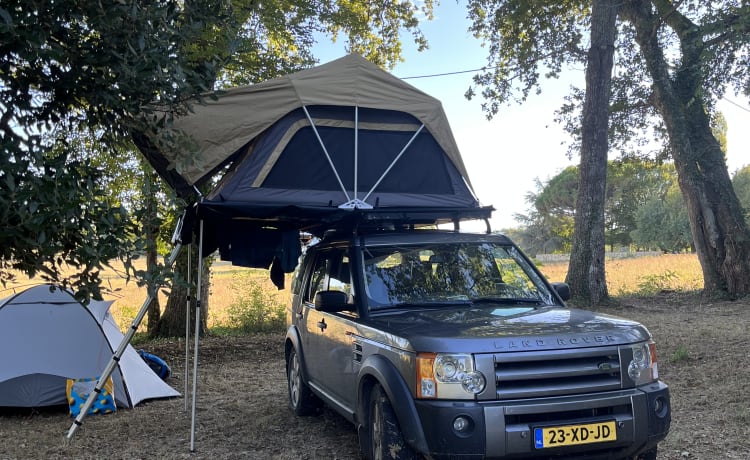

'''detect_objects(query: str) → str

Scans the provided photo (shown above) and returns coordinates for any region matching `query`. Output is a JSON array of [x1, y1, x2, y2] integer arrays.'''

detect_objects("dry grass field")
[[538, 253, 704, 296], [2, 252, 749, 460], [0, 252, 704, 333], [0, 251, 703, 333]]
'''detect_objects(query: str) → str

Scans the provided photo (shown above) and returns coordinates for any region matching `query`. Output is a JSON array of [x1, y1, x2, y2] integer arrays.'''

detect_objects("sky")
[[315, 1, 750, 230]]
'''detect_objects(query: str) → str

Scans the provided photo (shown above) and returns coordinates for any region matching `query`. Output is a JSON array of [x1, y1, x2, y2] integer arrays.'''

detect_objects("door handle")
[[317, 319, 327, 332]]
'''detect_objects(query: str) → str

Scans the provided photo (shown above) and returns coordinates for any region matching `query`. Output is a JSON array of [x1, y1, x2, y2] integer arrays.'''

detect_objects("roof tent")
[[134, 53, 492, 276], [135, 54, 490, 228]]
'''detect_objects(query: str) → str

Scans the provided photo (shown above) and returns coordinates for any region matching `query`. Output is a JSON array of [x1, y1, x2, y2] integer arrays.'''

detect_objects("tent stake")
[[65, 242, 183, 443]]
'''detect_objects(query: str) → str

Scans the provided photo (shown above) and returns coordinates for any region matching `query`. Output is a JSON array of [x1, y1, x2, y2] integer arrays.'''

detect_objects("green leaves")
[[466, 0, 589, 116], [1, 0, 434, 303], [515, 159, 683, 254], [0, 145, 141, 301]]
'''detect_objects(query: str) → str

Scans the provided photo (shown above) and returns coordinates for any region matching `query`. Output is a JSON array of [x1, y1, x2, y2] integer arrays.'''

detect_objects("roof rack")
[[303, 206, 495, 236]]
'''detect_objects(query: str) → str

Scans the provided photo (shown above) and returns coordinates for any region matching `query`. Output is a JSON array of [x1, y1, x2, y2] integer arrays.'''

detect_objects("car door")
[[299, 248, 359, 411]]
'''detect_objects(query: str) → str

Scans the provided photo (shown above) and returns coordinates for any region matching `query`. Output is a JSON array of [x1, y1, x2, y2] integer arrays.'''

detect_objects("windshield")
[[363, 242, 555, 311]]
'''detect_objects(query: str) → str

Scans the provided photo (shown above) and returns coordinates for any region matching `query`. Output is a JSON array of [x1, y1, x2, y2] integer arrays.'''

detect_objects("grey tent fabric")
[[0, 285, 180, 408]]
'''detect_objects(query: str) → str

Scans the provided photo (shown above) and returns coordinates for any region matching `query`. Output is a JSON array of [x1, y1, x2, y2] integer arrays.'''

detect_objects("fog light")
[[653, 396, 669, 418], [453, 415, 472, 433], [653, 397, 663, 413]]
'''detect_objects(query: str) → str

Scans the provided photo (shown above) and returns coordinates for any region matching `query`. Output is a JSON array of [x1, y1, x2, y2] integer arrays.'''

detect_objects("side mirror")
[[314, 290, 351, 312], [551, 282, 571, 301]]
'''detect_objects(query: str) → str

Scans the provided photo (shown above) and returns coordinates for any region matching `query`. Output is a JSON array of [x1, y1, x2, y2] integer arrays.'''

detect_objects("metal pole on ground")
[[189, 219, 204, 452], [65, 237, 183, 442], [185, 244, 191, 411]]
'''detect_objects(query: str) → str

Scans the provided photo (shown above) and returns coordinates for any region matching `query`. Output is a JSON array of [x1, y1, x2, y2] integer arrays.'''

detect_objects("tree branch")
[[650, 0, 695, 36], [702, 7, 750, 47]]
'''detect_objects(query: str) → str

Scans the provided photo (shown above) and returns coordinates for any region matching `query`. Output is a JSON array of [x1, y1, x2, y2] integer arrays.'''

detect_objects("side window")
[[304, 250, 352, 303], [307, 256, 329, 303]]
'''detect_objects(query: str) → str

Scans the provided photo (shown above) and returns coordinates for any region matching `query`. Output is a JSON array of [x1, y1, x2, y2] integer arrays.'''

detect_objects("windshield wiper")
[[377, 300, 473, 311], [471, 296, 547, 306]]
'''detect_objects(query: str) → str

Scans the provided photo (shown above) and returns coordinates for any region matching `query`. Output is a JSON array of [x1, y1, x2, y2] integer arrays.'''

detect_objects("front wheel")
[[286, 347, 320, 416], [367, 384, 416, 460]]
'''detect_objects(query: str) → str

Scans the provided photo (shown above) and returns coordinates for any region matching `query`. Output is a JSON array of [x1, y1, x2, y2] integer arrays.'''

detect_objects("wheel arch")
[[284, 326, 308, 381], [356, 354, 430, 455]]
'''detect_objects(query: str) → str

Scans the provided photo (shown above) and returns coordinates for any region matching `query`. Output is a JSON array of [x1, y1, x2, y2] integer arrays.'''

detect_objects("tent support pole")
[[302, 105, 351, 200], [363, 124, 424, 202], [185, 244, 192, 411], [189, 219, 204, 452], [354, 106, 359, 201], [65, 241, 183, 443]]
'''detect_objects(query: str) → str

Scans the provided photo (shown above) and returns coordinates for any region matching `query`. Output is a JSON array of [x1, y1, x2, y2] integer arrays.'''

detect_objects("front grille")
[[505, 404, 631, 426], [494, 346, 622, 400]]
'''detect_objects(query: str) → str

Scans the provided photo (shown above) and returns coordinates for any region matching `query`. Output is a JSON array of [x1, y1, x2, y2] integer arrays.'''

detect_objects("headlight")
[[628, 341, 658, 385], [417, 353, 486, 399]]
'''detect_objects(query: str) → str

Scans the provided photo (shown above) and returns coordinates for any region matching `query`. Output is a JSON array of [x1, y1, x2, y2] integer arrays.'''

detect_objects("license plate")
[[534, 421, 617, 449]]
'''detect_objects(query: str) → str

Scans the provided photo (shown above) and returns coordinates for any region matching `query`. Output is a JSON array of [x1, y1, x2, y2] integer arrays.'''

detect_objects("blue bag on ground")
[[137, 350, 171, 380]]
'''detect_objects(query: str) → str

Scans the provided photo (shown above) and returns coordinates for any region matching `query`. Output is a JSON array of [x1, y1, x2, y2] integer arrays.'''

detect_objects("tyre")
[[286, 347, 320, 416], [367, 384, 417, 460]]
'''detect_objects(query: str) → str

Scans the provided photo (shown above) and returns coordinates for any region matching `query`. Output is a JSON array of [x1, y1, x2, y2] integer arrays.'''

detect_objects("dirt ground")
[[1, 293, 749, 460]]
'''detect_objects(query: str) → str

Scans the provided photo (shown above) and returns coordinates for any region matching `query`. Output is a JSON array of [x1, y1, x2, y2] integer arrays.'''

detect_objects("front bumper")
[[414, 381, 670, 460]]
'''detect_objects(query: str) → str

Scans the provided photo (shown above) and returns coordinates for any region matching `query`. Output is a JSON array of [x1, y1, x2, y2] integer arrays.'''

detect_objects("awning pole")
[[65, 240, 184, 442], [189, 219, 204, 452], [184, 244, 191, 411]]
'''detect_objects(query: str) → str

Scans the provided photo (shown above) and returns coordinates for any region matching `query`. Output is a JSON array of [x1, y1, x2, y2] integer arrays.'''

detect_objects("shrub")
[[636, 270, 679, 295], [225, 273, 287, 333]]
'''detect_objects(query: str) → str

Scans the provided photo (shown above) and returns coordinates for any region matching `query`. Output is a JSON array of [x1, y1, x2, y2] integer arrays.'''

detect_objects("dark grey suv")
[[285, 227, 670, 460]]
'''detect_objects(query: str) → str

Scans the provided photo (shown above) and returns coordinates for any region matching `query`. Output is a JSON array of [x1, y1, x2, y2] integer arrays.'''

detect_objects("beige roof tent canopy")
[[137, 54, 474, 200]]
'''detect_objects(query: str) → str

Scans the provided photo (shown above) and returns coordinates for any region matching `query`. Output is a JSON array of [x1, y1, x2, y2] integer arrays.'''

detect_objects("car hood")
[[363, 306, 651, 353]]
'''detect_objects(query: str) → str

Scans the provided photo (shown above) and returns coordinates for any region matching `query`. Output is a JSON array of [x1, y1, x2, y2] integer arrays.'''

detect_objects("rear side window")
[[304, 250, 353, 303]]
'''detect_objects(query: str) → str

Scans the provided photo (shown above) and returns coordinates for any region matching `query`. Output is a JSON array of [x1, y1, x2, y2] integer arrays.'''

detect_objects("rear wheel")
[[286, 347, 320, 416], [367, 384, 416, 460]]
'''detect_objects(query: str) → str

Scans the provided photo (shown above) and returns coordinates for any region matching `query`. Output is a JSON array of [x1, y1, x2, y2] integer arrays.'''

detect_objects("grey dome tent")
[[0, 284, 180, 408]]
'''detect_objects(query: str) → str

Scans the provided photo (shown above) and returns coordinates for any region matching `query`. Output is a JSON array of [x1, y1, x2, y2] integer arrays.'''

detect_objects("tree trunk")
[[565, 0, 619, 305], [151, 245, 210, 337], [624, 0, 750, 298], [144, 171, 161, 333]]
